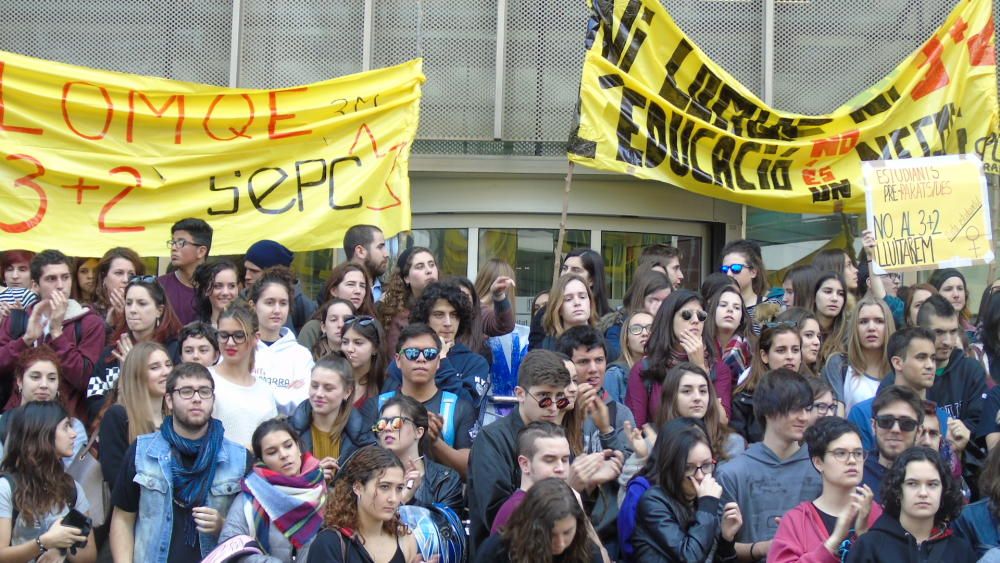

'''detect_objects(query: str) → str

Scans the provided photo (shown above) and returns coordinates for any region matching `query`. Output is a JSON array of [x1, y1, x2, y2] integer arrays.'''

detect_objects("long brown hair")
[[845, 294, 896, 379], [474, 258, 517, 316], [322, 262, 376, 317], [119, 342, 169, 442], [324, 446, 407, 537], [378, 246, 433, 333], [0, 401, 76, 525], [310, 356, 355, 445], [656, 363, 734, 460], [735, 324, 800, 395], [543, 274, 598, 337], [310, 299, 357, 360], [111, 279, 183, 345], [501, 478, 593, 563], [94, 247, 145, 309]]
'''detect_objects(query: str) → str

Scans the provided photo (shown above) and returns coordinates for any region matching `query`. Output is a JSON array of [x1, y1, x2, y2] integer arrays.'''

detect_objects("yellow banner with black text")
[[0, 51, 424, 256], [568, 0, 999, 213]]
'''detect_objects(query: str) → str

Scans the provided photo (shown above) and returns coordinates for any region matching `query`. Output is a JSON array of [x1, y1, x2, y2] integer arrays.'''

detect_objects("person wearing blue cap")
[[244, 240, 317, 334]]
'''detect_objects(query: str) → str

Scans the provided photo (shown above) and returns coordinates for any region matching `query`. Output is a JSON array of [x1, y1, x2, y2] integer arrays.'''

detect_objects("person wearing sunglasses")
[[467, 349, 572, 556], [383, 282, 489, 410], [157, 218, 213, 325], [720, 240, 777, 336], [374, 394, 462, 512], [626, 290, 714, 429], [365, 323, 478, 480], [860, 385, 925, 504], [628, 419, 743, 562], [717, 369, 823, 562], [209, 304, 278, 448]]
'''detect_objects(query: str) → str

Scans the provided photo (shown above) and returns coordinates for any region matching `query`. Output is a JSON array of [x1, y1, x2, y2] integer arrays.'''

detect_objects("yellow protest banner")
[[0, 51, 424, 256], [569, 0, 999, 214], [863, 154, 994, 273]]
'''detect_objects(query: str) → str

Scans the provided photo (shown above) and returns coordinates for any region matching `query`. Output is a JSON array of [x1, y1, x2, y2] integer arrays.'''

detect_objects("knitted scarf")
[[242, 453, 326, 553], [160, 416, 225, 546]]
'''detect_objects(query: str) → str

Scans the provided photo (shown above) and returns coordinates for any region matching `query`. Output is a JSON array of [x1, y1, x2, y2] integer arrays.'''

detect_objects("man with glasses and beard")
[[861, 385, 925, 504], [110, 362, 251, 563]]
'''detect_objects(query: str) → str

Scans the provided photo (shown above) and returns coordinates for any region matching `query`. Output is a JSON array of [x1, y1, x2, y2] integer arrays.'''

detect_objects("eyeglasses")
[[217, 330, 248, 344], [810, 402, 836, 415], [401, 347, 440, 361], [874, 414, 919, 432], [525, 390, 570, 410], [167, 239, 203, 249], [680, 310, 708, 322], [683, 461, 717, 477], [129, 275, 157, 285], [171, 386, 214, 400], [720, 264, 750, 275], [372, 416, 414, 433], [627, 323, 652, 335], [826, 449, 867, 462]]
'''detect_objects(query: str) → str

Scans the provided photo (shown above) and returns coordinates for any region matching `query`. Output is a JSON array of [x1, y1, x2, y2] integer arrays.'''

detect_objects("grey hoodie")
[[716, 442, 822, 545]]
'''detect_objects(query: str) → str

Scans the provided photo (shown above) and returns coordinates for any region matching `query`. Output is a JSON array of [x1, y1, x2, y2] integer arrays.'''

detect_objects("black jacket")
[[306, 528, 387, 563], [289, 399, 376, 464], [846, 513, 976, 563], [631, 486, 737, 563], [467, 406, 525, 557], [730, 390, 764, 445], [411, 458, 463, 513], [879, 347, 987, 429]]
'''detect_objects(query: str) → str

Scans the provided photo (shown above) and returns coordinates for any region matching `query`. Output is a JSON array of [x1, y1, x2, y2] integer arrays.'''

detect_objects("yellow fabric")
[[311, 424, 342, 461], [569, 0, 998, 214], [0, 52, 424, 255]]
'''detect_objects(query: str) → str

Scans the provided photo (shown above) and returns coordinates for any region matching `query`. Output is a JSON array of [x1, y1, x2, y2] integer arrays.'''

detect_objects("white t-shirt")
[[210, 368, 278, 448], [0, 478, 90, 561], [843, 367, 882, 414]]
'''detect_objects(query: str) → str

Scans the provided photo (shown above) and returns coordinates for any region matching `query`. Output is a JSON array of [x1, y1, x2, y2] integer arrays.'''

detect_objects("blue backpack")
[[397, 503, 466, 563], [378, 391, 459, 447], [617, 475, 651, 562]]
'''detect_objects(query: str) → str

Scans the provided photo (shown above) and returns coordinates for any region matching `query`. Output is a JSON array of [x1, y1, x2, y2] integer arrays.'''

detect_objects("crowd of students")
[[1, 218, 1000, 563]]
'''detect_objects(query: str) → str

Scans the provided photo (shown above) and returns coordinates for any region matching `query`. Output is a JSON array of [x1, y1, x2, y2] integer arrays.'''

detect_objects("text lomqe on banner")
[[863, 154, 994, 274]]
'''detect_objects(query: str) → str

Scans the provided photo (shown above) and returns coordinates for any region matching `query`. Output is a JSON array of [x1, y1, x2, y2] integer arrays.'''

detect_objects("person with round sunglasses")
[[861, 385, 924, 504], [627, 290, 714, 428], [340, 314, 389, 408], [362, 323, 478, 480], [210, 304, 278, 448], [374, 394, 463, 512], [770, 416, 880, 562]]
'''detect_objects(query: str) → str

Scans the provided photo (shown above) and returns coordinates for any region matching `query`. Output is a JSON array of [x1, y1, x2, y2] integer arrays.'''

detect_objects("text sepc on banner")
[[863, 154, 994, 274], [0, 50, 425, 256]]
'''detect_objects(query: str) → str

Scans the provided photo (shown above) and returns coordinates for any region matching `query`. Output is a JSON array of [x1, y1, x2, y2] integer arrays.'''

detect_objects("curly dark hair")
[[881, 446, 963, 525], [193, 259, 241, 323], [0, 401, 76, 525], [324, 446, 407, 538], [378, 246, 434, 334], [410, 281, 474, 340], [501, 478, 592, 562]]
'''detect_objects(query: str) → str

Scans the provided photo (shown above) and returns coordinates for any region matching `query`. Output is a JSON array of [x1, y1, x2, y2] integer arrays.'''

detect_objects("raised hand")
[[720, 502, 742, 542]]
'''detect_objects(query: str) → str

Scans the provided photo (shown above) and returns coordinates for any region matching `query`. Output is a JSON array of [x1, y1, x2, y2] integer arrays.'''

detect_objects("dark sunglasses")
[[401, 347, 440, 361], [720, 264, 749, 275], [526, 390, 570, 410], [680, 309, 708, 322], [764, 321, 799, 330], [129, 275, 157, 285], [874, 414, 919, 432], [345, 315, 376, 327]]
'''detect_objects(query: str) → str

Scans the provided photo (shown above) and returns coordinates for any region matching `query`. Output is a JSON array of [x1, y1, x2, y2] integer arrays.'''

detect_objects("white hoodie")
[[253, 327, 315, 415]]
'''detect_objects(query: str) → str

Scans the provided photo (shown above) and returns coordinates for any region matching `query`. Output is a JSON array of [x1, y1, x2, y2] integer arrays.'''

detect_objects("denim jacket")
[[132, 432, 247, 563]]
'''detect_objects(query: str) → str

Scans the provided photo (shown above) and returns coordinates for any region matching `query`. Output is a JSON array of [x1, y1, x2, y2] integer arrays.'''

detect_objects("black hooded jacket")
[[846, 513, 976, 563]]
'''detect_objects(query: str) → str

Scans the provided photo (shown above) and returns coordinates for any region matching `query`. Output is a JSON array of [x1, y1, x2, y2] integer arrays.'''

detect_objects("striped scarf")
[[242, 453, 326, 553]]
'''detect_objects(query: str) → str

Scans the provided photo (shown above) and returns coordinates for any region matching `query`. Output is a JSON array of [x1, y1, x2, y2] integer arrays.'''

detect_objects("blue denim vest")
[[131, 432, 246, 563]]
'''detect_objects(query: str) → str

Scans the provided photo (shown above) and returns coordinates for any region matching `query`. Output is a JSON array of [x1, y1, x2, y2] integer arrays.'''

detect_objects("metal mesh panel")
[[0, 0, 231, 84], [237, 0, 364, 88], [773, 0, 954, 114], [372, 1, 497, 140], [660, 0, 765, 97], [501, 1, 588, 141]]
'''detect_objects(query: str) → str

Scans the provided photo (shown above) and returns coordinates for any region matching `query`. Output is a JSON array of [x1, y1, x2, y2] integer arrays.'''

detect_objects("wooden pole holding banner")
[[989, 173, 999, 283], [554, 162, 576, 282]]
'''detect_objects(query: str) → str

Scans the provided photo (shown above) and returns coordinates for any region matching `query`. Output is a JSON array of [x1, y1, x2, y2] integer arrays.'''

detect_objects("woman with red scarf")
[[220, 419, 328, 562]]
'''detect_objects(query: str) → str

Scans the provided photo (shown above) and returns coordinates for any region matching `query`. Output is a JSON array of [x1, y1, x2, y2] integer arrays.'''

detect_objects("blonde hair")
[[218, 303, 259, 373], [119, 341, 169, 442], [619, 310, 649, 368], [474, 258, 517, 316], [542, 274, 598, 337], [845, 294, 896, 378]]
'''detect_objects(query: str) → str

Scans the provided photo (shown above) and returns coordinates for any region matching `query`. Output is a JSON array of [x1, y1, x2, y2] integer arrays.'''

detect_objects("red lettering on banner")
[[61, 82, 114, 140], [268, 88, 312, 140], [60, 177, 100, 204], [0, 154, 47, 233], [202, 94, 255, 141], [99, 167, 145, 233], [349, 123, 403, 211], [912, 38, 950, 100], [968, 16, 996, 66], [0, 62, 43, 135], [948, 18, 969, 42], [810, 130, 859, 157], [127, 92, 186, 144]]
